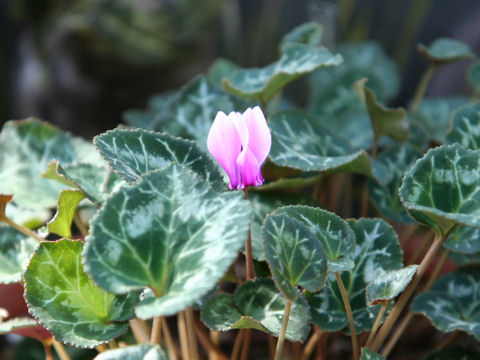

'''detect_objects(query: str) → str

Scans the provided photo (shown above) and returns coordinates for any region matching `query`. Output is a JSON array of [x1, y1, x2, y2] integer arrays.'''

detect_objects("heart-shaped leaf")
[[24, 240, 138, 348], [201, 293, 267, 332], [0, 227, 37, 284], [47, 190, 85, 239], [94, 129, 224, 191], [279, 22, 323, 53], [410, 97, 469, 143], [366, 265, 419, 304], [445, 226, 480, 253], [446, 102, 480, 150], [223, 44, 342, 103], [399, 144, 480, 235], [306, 218, 403, 332], [310, 41, 400, 115], [175, 76, 236, 147], [207, 58, 240, 88], [355, 80, 408, 142], [233, 278, 311, 342], [248, 192, 312, 260], [411, 269, 480, 340], [94, 344, 167, 360], [367, 144, 420, 223], [271, 206, 355, 272], [0, 119, 76, 210], [360, 348, 385, 360], [449, 251, 480, 266], [417, 38, 474, 64], [269, 110, 388, 183], [84, 164, 250, 319], [263, 214, 327, 300], [42, 161, 118, 204]]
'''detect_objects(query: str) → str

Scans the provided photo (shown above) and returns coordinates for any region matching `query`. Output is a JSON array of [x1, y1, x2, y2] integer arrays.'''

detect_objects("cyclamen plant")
[[1, 22, 480, 360]]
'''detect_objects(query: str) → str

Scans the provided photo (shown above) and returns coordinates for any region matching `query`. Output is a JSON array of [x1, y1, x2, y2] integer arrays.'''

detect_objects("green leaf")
[[41, 160, 114, 204], [469, 61, 480, 94], [223, 44, 342, 103], [201, 293, 267, 332], [417, 38, 474, 64], [234, 278, 311, 342], [271, 206, 355, 272], [367, 144, 421, 223], [310, 41, 400, 115], [263, 215, 327, 300], [24, 239, 137, 348], [256, 173, 322, 191], [423, 346, 480, 360], [123, 91, 180, 131], [0, 227, 37, 284], [399, 144, 480, 235], [94, 129, 224, 191], [355, 80, 408, 142], [446, 102, 480, 150], [366, 265, 418, 304], [445, 226, 480, 253], [306, 218, 403, 332], [0, 119, 76, 210], [360, 348, 385, 360], [175, 76, 236, 147], [47, 190, 85, 238], [84, 165, 251, 319], [248, 192, 312, 261], [411, 269, 480, 340], [207, 58, 240, 88], [269, 110, 388, 183], [449, 251, 480, 266], [279, 22, 323, 53], [94, 344, 167, 360], [410, 97, 470, 143]]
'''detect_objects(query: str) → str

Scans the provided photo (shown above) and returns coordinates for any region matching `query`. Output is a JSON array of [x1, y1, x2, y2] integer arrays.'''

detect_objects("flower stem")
[[162, 318, 179, 360], [369, 230, 449, 352], [194, 317, 228, 360], [129, 319, 149, 343], [240, 329, 252, 360], [365, 301, 389, 348], [243, 189, 255, 280], [410, 64, 437, 112], [177, 311, 190, 359], [335, 272, 359, 360], [274, 299, 292, 360], [231, 329, 245, 360], [151, 316, 162, 344], [380, 247, 452, 357], [301, 328, 323, 360], [43, 342, 54, 360], [185, 308, 199, 360], [1, 215, 44, 243], [52, 340, 71, 360]]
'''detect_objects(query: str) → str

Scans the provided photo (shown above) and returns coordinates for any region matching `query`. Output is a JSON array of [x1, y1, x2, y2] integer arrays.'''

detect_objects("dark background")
[[0, 0, 479, 138]]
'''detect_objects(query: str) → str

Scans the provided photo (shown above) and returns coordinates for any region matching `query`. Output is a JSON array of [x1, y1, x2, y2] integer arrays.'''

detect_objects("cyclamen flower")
[[207, 106, 271, 190]]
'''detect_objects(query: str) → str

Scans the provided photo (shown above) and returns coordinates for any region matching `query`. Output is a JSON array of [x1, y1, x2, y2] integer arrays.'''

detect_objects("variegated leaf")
[[24, 240, 138, 348], [84, 165, 250, 319], [306, 218, 403, 332], [399, 144, 480, 235]]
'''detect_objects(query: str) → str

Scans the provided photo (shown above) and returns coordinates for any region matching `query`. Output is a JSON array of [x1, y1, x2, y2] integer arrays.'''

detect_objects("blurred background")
[[0, 0, 479, 138]]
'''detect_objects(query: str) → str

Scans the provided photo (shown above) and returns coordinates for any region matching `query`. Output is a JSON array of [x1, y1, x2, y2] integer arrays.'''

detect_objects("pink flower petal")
[[236, 147, 264, 189], [242, 106, 271, 165], [207, 111, 242, 189]]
